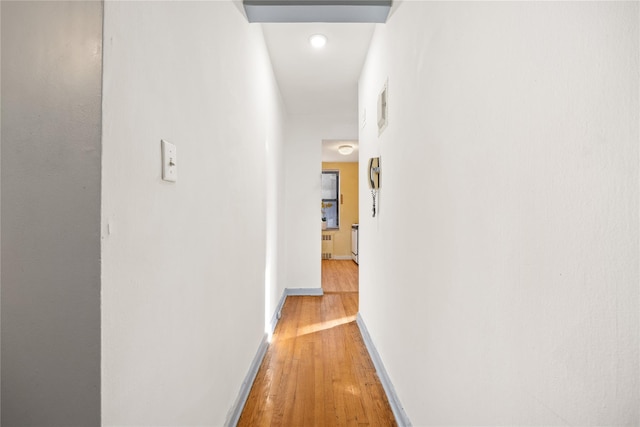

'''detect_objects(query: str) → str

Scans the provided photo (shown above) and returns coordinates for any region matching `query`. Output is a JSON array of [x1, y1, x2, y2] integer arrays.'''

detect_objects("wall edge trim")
[[224, 334, 269, 427], [269, 290, 288, 335], [356, 313, 412, 426], [285, 287, 324, 296]]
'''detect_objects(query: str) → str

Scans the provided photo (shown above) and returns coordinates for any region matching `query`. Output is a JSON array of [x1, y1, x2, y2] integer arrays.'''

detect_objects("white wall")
[[1, 2, 103, 425], [101, 2, 285, 424], [283, 114, 358, 291], [266, 56, 288, 332], [359, 2, 639, 425]]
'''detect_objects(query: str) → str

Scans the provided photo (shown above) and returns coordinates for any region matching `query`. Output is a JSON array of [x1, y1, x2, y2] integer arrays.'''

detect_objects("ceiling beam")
[[243, 0, 392, 23]]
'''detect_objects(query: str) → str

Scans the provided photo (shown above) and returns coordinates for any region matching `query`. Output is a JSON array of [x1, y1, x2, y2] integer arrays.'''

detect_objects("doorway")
[[321, 140, 359, 294]]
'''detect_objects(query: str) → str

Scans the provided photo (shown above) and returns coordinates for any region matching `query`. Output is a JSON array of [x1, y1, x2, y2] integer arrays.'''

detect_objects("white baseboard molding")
[[269, 291, 288, 335], [224, 333, 269, 427], [329, 255, 353, 260], [356, 313, 412, 426], [285, 287, 324, 296]]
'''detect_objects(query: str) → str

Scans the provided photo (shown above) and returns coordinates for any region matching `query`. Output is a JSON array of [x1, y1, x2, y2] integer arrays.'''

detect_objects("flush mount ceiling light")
[[309, 34, 327, 49], [338, 145, 354, 155]]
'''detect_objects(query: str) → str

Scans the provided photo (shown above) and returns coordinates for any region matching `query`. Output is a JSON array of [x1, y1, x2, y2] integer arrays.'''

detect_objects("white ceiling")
[[322, 139, 359, 162], [261, 23, 375, 118]]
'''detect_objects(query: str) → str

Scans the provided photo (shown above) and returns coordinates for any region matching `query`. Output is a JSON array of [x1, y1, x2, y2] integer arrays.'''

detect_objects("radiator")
[[322, 233, 333, 259]]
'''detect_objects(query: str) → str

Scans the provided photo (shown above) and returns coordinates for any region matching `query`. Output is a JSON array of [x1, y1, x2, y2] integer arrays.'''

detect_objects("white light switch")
[[161, 139, 177, 182]]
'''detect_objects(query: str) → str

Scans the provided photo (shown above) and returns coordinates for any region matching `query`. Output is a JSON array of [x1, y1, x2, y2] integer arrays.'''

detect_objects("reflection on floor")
[[238, 260, 396, 426]]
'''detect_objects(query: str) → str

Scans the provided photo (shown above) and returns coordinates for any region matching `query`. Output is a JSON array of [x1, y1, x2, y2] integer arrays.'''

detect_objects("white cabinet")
[[351, 224, 359, 264]]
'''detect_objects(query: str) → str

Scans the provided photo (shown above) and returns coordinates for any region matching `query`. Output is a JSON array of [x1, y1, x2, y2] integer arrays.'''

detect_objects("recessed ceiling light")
[[309, 34, 327, 49], [338, 145, 354, 155]]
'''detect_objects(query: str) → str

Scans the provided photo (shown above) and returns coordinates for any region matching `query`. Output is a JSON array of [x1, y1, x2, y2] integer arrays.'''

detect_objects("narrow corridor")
[[238, 261, 396, 426]]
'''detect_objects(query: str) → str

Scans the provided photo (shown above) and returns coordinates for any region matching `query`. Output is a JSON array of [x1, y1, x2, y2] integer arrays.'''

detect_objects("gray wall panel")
[[1, 2, 102, 425]]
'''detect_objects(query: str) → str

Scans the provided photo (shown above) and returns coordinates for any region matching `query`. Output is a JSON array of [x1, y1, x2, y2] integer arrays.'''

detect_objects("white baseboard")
[[356, 313, 412, 426], [328, 255, 353, 260], [269, 291, 288, 335], [224, 334, 269, 427], [285, 287, 324, 296]]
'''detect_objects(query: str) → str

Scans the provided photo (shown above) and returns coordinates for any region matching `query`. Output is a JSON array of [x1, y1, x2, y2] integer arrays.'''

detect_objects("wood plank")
[[237, 261, 396, 426], [322, 259, 359, 293]]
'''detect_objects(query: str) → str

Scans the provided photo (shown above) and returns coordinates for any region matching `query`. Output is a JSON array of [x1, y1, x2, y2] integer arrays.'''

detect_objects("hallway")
[[238, 261, 396, 426], [2, 1, 637, 425]]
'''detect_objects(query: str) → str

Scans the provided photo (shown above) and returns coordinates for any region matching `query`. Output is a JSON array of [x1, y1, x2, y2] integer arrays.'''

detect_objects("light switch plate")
[[378, 80, 388, 135], [161, 139, 177, 182]]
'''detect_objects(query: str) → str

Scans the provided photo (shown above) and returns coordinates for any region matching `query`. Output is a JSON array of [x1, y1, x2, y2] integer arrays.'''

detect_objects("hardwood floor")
[[238, 261, 396, 426], [321, 259, 359, 293]]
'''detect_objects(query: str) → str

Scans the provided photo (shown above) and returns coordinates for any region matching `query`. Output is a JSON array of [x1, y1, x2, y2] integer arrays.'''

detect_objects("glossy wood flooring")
[[321, 260, 359, 293], [238, 260, 396, 426]]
